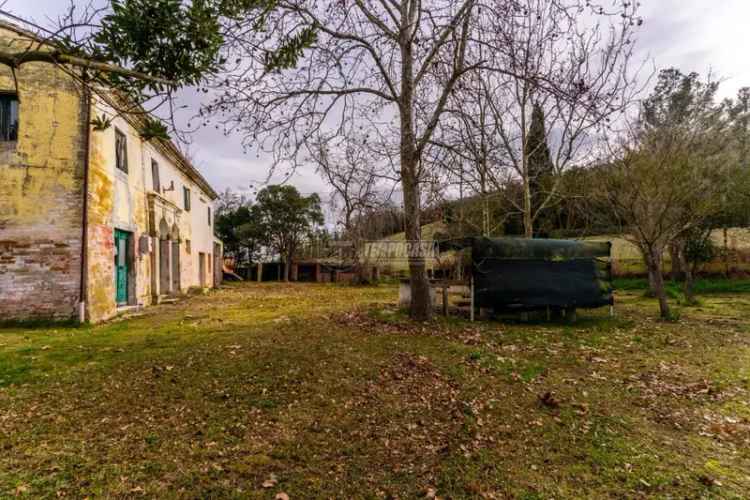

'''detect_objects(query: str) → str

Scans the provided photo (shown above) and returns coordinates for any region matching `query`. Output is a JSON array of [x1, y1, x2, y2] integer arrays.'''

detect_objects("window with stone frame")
[[183, 186, 191, 211]]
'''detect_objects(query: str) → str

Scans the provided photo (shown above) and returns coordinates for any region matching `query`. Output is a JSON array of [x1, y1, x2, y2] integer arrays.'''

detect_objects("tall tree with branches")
[[204, 0, 478, 319], [254, 184, 324, 282], [525, 102, 554, 235], [311, 136, 395, 281], [202, 0, 641, 319], [0, 0, 308, 139]]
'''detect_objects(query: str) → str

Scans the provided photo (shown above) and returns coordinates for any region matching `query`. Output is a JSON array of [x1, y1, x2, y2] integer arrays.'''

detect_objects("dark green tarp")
[[471, 237, 613, 311]]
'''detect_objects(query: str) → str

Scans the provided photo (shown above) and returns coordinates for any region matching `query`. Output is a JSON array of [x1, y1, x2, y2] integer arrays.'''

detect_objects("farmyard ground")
[[1, 283, 749, 498]]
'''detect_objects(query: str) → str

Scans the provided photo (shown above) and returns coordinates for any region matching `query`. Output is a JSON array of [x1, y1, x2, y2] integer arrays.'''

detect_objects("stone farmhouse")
[[0, 21, 222, 323]]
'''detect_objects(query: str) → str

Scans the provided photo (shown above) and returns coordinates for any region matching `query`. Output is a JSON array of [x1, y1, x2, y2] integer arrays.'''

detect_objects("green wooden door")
[[114, 229, 130, 305]]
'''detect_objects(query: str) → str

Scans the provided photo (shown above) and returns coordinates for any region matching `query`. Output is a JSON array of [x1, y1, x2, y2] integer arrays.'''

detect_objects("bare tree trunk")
[[645, 254, 657, 297], [669, 240, 683, 281], [646, 245, 671, 319], [523, 176, 533, 238], [284, 251, 291, 282], [402, 166, 432, 320], [677, 243, 696, 305], [400, 16, 432, 321]]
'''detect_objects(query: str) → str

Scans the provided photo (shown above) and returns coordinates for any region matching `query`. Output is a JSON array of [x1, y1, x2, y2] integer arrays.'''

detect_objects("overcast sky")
[[3, 0, 749, 201]]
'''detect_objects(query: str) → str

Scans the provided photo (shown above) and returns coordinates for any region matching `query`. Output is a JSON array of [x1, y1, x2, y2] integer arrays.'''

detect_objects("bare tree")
[[204, 0, 480, 319], [434, 0, 643, 238], [601, 69, 735, 319], [313, 136, 389, 232], [311, 135, 396, 281], [426, 66, 507, 237], [202, 0, 641, 318]]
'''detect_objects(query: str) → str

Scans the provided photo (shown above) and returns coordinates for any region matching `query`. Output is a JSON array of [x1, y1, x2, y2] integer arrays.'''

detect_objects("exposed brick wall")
[[0, 27, 88, 322], [0, 236, 81, 320]]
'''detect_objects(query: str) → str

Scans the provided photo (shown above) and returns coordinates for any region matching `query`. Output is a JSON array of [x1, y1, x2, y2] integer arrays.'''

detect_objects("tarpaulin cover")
[[471, 237, 613, 311]]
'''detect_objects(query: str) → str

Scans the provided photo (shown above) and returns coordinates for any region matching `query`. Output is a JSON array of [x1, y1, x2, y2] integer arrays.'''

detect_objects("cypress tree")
[[525, 103, 554, 236]]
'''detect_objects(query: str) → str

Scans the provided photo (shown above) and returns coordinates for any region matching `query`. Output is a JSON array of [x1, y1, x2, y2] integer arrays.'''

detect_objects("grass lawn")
[[614, 277, 750, 296], [1, 283, 749, 498]]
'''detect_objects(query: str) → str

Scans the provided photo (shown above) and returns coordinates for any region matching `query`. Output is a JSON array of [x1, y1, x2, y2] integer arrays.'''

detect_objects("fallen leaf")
[[698, 474, 721, 487], [262, 474, 278, 488], [539, 391, 560, 409]]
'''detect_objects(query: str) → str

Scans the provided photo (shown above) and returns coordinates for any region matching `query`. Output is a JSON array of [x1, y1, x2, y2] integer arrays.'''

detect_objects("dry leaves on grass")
[[698, 411, 750, 443], [627, 371, 722, 402], [339, 352, 470, 474], [332, 310, 492, 346]]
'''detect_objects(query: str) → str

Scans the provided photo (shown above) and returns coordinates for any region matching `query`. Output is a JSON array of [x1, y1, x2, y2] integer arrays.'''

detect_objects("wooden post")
[[257, 263, 262, 282], [291, 263, 299, 281], [442, 286, 448, 317], [724, 227, 730, 277], [470, 275, 475, 322]]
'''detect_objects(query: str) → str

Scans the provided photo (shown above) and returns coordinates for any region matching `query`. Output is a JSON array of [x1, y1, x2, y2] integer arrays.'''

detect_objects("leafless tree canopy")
[[431, 0, 643, 237], [201, 0, 641, 318]]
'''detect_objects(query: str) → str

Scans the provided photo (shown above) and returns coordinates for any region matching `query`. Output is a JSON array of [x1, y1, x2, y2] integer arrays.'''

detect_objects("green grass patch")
[[614, 277, 750, 295], [1, 283, 749, 498]]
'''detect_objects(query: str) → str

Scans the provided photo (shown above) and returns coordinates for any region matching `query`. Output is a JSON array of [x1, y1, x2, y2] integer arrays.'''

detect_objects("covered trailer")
[[471, 237, 613, 313]]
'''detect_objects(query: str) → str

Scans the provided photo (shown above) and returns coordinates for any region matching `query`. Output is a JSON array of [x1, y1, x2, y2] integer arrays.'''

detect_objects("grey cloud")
[[4, 0, 750, 198]]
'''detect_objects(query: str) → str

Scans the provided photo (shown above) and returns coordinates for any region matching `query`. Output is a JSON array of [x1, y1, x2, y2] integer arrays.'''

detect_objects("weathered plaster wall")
[[0, 27, 87, 321], [144, 143, 216, 290], [0, 23, 219, 323], [145, 144, 193, 289], [86, 101, 155, 322], [187, 190, 217, 288], [85, 101, 218, 322]]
